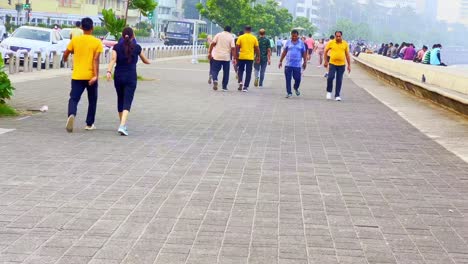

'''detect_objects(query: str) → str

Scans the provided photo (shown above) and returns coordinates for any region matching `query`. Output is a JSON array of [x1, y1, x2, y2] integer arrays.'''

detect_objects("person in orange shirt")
[[63, 17, 103, 132], [323, 31, 351, 101]]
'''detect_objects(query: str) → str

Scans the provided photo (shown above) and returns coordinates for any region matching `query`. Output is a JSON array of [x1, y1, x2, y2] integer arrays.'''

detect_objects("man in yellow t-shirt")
[[63, 17, 103, 133], [70, 21, 83, 39], [324, 31, 351, 101], [235, 25, 260, 92]]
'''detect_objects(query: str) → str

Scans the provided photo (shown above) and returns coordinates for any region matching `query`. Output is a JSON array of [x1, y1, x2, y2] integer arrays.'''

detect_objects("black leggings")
[[114, 77, 137, 112]]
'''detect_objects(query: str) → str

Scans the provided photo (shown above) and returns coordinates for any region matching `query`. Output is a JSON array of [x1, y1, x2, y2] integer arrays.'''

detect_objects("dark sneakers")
[[213, 81, 218, 90]]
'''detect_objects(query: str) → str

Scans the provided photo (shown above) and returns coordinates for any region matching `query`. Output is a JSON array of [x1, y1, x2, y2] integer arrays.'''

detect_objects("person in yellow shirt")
[[63, 17, 103, 133], [324, 31, 351, 101], [70, 21, 83, 39], [235, 25, 260, 92]]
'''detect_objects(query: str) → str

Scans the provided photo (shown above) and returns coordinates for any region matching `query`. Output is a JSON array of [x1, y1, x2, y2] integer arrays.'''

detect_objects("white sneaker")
[[335, 97, 342, 101], [326, 92, 332, 100], [85, 124, 96, 131], [66, 115, 74, 133]]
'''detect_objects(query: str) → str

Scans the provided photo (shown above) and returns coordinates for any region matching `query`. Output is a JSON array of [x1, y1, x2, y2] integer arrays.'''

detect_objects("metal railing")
[[3, 45, 207, 75]]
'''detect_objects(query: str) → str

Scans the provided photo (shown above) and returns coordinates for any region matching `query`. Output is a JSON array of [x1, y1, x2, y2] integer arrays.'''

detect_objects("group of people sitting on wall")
[[377, 42, 446, 66]]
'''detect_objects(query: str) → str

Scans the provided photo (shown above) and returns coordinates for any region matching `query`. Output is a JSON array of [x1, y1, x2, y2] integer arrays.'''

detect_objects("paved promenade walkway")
[[0, 57, 467, 264]]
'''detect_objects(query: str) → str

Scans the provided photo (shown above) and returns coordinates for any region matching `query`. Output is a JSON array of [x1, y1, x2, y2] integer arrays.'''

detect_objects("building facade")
[[437, 0, 468, 26], [0, 0, 188, 29]]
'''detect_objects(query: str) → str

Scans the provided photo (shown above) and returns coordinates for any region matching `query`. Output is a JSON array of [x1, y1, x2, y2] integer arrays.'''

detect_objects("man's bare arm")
[[63, 49, 71, 62], [278, 49, 288, 68], [208, 42, 217, 59]]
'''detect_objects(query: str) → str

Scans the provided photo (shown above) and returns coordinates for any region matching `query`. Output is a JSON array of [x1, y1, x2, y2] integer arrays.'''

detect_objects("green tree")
[[100, 9, 126, 40], [197, 0, 292, 36], [292, 16, 316, 36], [254, 0, 292, 37], [329, 19, 370, 41], [129, 0, 157, 17]]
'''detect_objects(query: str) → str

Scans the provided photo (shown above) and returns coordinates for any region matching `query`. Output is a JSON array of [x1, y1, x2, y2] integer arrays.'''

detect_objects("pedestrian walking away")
[[278, 30, 307, 98], [305, 34, 315, 63], [236, 25, 260, 92], [63, 17, 103, 133], [106, 27, 151, 136], [324, 31, 351, 101], [70, 21, 83, 39], [208, 25, 236, 91], [234, 31, 244, 80], [276, 37, 283, 56], [254, 28, 271, 88]]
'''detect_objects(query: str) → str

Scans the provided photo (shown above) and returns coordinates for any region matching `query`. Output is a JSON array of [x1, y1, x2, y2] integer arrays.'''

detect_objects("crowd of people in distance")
[[377, 42, 446, 66]]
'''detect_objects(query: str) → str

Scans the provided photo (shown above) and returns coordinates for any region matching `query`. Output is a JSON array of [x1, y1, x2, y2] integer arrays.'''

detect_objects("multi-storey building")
[[276, 0, 319, 25], [437, 0, 468, 26], [0, 0, 185, 29]]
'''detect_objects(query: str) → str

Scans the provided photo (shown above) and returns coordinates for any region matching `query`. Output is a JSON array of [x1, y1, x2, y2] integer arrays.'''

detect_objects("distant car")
[[101, 33, 118, 48], [0, 26, 69, 66]]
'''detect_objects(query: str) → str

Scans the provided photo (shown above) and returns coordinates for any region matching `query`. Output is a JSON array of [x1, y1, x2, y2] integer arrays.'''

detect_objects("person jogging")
[[106, 27, 151, 136]]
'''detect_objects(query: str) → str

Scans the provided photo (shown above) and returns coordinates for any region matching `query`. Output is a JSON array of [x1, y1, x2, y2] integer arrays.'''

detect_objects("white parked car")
[[0, 26, 69, 66]]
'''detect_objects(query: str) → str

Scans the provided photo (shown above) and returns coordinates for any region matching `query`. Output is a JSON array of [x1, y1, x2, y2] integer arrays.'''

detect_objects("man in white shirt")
[[208, 26, 236, 91]]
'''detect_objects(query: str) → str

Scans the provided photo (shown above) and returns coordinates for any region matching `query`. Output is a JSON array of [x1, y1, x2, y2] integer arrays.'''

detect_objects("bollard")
[[100, 49, 106, 64], [151, 47, 156, 60], [16, 50, 30, 72], [44, 52, 50, 70], [6, 51, 15, 74], [107, 47, 113, 63], [28, 52, 34, 72], [51, 50, 60, 69], [14, 53, 20, 73]]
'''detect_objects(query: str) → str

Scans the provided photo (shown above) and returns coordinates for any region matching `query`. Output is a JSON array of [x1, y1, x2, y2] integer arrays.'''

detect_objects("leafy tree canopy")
[[129, 0, 158, 17], [197, 0, 293, 36], [292, 16, 316, 36]]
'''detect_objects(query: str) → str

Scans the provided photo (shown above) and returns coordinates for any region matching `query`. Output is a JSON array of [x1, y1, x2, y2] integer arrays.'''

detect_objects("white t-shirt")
[[212, 31, 235, 61]]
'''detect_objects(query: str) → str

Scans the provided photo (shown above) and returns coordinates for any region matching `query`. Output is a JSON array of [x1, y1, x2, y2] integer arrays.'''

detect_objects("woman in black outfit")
[[106, 27, 150, 136]]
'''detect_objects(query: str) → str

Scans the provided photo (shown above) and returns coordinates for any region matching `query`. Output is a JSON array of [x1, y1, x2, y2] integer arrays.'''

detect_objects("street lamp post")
[[192, 22, 198, 64], [193, 0, 203, 64]]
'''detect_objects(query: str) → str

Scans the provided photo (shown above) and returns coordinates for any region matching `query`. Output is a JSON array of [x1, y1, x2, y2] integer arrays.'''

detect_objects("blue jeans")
[[209, 59, 213, 77], [211, 60, 230, 88], [237, 60, 253, 88], [254, 61, 268, 86], [327, 64, 345, 97], [284, 66, 301, 95], [68, 80, 98, 126]]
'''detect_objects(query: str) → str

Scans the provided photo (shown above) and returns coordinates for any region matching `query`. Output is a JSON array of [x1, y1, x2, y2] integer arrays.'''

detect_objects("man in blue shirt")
[[278, 30, 307, 98]]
